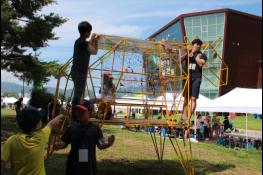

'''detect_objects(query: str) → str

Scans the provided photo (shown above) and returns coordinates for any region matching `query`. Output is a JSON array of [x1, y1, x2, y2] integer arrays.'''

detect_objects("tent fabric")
[[201, 88, 262, 114], [157, 93, 212, 111], [90, 93, 212, 111], [86, 88, 262, 114], [22, 97, 30, 105], [2, 97, 18, 104]]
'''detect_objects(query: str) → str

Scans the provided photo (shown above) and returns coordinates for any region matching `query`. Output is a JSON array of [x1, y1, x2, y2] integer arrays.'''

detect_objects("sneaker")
[[205, 138, 209, 141]]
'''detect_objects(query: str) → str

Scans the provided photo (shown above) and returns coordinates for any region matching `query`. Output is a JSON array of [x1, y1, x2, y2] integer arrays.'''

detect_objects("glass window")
[[184, 18, 192, 27], [208, 25, 216, 37], [201, 16, 207, 25], [193, 16, 201, 26], [208, 14, 216, 25], [208, 36, 216, 42], [193, 26, 201, 38], [154, 21, 183, 43], [217, 25, 224, 36], [217, 14, 225, 24], [202, 25, 208, 32], [201, 33, 208, 41], [183, 13, 225, 99]]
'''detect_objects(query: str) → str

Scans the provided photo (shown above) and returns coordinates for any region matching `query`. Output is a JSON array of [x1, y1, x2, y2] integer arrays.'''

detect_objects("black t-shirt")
[[61, 122, 103, 175], [71, 38, 91, 75], [183, 51, 207, 78], [14, 100, 22, 108], [223, 119, 230, 130]]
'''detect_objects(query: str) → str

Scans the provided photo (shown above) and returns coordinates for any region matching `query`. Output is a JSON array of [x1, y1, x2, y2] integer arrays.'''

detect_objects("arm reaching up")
[[88, 33, 100, 55], [47, 114, 65, 129]]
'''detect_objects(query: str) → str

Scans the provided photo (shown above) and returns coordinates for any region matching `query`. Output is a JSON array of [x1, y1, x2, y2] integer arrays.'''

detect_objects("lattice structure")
[[46, 34, 228, 175]]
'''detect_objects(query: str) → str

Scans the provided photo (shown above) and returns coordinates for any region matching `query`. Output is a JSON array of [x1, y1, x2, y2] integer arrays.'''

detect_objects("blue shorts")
[[182, 77, 202, 99]]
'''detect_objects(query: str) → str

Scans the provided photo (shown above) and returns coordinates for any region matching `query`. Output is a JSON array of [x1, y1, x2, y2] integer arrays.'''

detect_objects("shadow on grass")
[[44, 153, 235, 175]]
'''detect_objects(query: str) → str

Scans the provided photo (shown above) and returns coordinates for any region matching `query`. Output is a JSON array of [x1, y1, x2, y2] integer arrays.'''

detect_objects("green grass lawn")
[[218, 115, 262, 131], [1, 108, 262, 175], [1, 108, 17, 117], [46, 126, 262, 175]]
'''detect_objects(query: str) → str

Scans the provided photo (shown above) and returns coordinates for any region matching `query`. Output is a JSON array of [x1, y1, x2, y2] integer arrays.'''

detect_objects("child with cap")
[[1, 107, 64, 175], [55, 99, 115, 175]]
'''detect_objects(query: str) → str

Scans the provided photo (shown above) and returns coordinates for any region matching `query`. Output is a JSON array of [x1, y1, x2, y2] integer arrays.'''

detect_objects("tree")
[[1, 0, 67, 89]]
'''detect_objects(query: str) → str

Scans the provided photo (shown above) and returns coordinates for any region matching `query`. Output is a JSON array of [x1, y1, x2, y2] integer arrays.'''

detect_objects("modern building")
[[148, 8, 262, 99]]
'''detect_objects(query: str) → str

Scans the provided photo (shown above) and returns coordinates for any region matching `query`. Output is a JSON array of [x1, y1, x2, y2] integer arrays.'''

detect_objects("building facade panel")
[[154, 21, 184, 43], [220, 12, 262, 95], [184, 13, 225, 99], [149, 9, 262, 99]]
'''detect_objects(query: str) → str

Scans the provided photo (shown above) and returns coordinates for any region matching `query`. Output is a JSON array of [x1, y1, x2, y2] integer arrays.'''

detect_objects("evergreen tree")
[[1, 0, 67, 89]]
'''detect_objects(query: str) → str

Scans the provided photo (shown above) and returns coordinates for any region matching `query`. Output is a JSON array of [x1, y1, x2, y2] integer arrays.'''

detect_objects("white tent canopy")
[[2, 97, 17, 104], [85, 88, 262, 114], [22, 97, 30, 105], [158, 92, 212, 111], [84, 92, 213, 111], [203, 88, 262, 114], [102, 92, 212, 111]]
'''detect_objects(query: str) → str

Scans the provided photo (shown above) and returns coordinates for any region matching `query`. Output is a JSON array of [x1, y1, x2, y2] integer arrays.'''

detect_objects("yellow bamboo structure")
[[45, 34, 228, 175]]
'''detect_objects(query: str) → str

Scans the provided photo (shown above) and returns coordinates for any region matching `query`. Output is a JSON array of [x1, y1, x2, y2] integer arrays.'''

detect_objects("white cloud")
[[3, 0, 261, 87], [93, 22, 143, 38]]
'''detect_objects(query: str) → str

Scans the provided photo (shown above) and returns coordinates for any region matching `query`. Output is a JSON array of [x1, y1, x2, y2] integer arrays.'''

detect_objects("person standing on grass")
[[71, 21, 100, 121], [54, 100, 115, 175], [1, 107, 64, 175], [14, 97, 23, 117]]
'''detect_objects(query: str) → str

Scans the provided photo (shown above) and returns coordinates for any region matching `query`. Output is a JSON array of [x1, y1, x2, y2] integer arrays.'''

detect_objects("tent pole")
[[194, 111, 197, 140], [246, 113, 248, 149]]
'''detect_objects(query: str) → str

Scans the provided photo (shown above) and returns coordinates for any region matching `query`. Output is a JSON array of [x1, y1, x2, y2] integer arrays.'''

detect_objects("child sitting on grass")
[[1, 107, 64, 175], [54, 100, 115, 175]]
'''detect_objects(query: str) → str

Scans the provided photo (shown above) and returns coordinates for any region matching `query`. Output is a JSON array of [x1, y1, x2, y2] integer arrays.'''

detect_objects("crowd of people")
[[189, 113, 232, 141], [147, 113, 236, 142]]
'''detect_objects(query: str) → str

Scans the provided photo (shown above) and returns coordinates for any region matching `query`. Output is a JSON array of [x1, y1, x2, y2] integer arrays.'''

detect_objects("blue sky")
[[1, 0, 262, 87]]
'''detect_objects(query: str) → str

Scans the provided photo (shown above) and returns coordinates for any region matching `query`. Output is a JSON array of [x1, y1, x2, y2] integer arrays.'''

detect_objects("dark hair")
[[191, 38, 203, 45], [17, 108, 43, 133], [78, 21, 92, 35]]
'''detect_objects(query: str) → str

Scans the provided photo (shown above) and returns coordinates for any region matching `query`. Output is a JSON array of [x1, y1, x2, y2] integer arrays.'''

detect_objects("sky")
[[1, 0, 262, 88]]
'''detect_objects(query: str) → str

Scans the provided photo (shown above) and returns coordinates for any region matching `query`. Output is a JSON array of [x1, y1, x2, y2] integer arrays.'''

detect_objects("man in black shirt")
[[14, 97, 23, 118], [71, 21, 99, 120], [181, 39, 207, 126], [55, 100, 115, 175]]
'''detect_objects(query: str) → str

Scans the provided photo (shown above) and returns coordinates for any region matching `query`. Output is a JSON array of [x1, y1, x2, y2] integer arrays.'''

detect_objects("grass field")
[[1, 108, 262, 175], [218, 115, 262, 131]]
